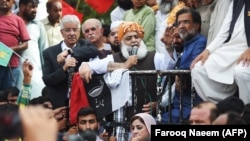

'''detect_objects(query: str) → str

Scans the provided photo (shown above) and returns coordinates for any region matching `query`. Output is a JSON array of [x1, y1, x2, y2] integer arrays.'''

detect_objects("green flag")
[[0, 42, 13, 67], [17, 84, 32, 109]]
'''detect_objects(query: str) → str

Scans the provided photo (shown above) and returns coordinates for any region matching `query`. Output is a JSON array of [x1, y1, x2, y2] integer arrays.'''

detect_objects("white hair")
[[121, 40, 148, 60], [60, 15, 81, 30]]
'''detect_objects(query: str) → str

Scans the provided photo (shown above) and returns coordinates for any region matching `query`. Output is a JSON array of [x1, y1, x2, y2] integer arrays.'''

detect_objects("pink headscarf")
[[134, 113, 156, 134]]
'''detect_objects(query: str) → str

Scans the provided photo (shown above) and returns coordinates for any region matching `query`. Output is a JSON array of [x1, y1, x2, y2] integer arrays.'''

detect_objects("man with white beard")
[[79, 22, 177, 133], [155, 0, 179, 54]]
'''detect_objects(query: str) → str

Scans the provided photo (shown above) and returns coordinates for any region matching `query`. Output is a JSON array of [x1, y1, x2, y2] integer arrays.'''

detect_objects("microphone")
[[127, 47, 133, 56], [67, 49, 75, 74], [79, 129, 97, 141], [132, 46, 138, 55]]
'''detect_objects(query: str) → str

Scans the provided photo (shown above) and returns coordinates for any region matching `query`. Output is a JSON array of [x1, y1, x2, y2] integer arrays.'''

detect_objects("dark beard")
[[23, 11, 36, 22], [0, 7, 8, 13], [111, 44, 121, 53]]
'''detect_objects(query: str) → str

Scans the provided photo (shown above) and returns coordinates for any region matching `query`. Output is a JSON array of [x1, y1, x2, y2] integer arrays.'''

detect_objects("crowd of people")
[[1, 0, 250, 141]]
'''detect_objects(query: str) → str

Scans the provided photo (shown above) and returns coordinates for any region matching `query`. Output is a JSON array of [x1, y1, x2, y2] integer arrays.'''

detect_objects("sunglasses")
[[84, 27, 97, 33]]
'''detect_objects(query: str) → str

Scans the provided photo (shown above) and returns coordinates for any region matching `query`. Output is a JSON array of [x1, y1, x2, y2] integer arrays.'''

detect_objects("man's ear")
[[100, 27, 104, 35], [194, 23, 200, 33]]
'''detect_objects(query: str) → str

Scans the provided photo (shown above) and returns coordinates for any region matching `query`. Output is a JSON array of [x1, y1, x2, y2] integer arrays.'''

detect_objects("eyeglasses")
[[177, 20, 192, 26], [84, 27, 97, 33], [63, 28, 79, 33]]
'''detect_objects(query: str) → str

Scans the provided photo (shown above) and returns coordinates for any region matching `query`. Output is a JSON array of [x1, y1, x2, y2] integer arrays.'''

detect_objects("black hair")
[[29, 96, 52, 108], [102, 24, 110, 37], [117, 0, 133, 10], [41, 86, 49, 97], [216, 96, 245, 115], [19, 0, 39, 7], [0, 91, 8, 103], [3, 86, 20, 97], [242, 103, 250, 124], [77, 107, 99, 122], [176, 7, 202, 32], [226, 111, 246, 125]]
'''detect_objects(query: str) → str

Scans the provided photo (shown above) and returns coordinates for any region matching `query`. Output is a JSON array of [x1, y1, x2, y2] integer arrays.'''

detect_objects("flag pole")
[[12, 50, 27, 61], [75, 0, 81, 11]]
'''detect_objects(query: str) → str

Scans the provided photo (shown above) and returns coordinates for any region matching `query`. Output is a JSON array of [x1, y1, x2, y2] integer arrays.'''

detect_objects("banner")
[[85, 0, 114, 14], [0, 42, 13, 67], [62, 0, 83, 22]]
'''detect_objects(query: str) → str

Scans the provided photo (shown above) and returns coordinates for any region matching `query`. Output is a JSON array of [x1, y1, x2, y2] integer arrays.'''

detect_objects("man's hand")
[[23, 59, 33, 84], [161, 26, 176, 47], [124, 55, 138, 69], [99, 130, 110, 141], [57, 118, 67, 131], [142, 102, 157, 113], [63, 57, 77, 71], [53, 106, 67, 120], [175, 75, 187, 93], [57, 50, 69, 64], [79, 63, 92, 83], [190, 49, 210, 69], [19, 106, 57, 141], [237, 48, 250, 67]]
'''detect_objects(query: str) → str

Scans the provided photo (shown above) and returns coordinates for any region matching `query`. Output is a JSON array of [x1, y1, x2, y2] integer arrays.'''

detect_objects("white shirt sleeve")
[[88, 55, 114, 74], [154, 51, 177, 70], [79, 55, 114, 74], [206, 1, 233, 53]]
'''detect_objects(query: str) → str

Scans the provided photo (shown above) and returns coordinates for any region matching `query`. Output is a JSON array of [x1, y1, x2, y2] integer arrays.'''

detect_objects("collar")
[[41, 17, 50, 24], [61, 41, 76, 51], [132, 4, 147, 14], [183, 34, 202, 47]]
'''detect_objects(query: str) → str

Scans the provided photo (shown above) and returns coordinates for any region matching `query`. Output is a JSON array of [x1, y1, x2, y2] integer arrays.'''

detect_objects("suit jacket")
[[42, 39, 98, 109]]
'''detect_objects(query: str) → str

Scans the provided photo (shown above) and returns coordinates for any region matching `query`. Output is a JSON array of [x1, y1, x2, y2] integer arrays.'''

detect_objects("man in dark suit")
[[42, 15, 98, 109]]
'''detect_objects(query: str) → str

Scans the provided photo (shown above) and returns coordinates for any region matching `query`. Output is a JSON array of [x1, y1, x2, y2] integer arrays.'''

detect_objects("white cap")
[[110, 21, 123, 30]]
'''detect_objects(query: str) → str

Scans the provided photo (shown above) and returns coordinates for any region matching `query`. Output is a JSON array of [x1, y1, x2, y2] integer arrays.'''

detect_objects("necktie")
[[225, 0, 245, 43]]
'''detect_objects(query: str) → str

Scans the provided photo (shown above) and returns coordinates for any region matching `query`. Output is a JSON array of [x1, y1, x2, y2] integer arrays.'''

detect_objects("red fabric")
[[69, 72, 89, 125], [85, 0, 114, 14], [62, 0, 83, 22]]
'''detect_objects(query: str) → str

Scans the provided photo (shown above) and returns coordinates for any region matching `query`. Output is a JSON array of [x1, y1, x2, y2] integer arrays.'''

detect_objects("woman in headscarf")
[[130, 113, 156, 141]]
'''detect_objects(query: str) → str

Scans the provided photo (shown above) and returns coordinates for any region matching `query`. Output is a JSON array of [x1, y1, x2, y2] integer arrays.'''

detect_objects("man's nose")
[[86, 122, 90, 129]]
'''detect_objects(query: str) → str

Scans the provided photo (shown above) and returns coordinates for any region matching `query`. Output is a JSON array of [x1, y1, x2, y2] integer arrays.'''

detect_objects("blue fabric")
[[179, 34, 207, 69], [162, 34, 207, 124], [0, 66, 20, 90]]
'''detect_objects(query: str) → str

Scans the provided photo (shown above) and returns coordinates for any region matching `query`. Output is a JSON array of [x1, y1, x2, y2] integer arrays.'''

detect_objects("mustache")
[[87, 34, 95, 38], [68, 35, 77, 39]]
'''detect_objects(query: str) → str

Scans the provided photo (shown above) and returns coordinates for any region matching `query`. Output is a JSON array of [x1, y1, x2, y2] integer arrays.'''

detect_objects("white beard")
[[121, 40, 148, 60], [159, 0, 179, 14]]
